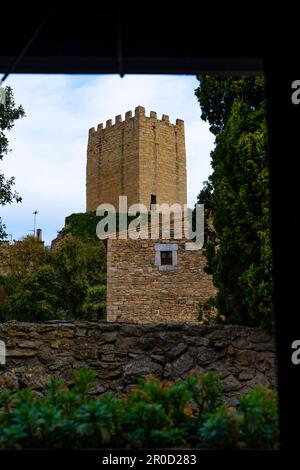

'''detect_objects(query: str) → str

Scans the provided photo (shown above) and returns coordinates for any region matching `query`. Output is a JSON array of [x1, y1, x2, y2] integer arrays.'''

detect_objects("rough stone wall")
[[86, 106, 187, 211], [107, 237, 217, 323], [0, 322, 277, 404]]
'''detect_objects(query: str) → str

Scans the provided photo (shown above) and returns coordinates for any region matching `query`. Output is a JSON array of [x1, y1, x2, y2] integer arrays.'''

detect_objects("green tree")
[[82, 284, 106, 320], [0, 86, 25, 239], [54, 212, 107, 286], [195, 76, 273, 331], [49, 237, 106, 319], [0, 235, 46, 278], [83, 240, 106, 287], [49, 238, 89, 318], [0, 234, 106, 322], [0, 264, 65, 322]]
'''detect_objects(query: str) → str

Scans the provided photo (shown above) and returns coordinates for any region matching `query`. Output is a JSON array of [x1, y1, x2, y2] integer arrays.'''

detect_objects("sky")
[[0, 74, 215, 245]]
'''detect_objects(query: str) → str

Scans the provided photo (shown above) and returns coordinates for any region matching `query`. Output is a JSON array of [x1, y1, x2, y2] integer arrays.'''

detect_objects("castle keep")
[[86, 106, 187, 211], [86, 106, 216, 323]]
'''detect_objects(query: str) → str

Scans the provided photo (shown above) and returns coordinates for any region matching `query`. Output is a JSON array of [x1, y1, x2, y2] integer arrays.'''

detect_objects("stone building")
[[86, 106, 216, 323], [107, 233, 216, 323]]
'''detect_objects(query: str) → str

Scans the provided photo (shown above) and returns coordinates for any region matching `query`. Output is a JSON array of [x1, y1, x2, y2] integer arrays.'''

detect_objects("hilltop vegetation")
[[0, 213, 107, 322]]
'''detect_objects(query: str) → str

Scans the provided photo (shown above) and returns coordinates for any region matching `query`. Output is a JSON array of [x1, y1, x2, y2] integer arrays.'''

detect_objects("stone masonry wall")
[[86, 106, 187, 211], [107, 237, 217, 323], [0, 321, 277, 404]]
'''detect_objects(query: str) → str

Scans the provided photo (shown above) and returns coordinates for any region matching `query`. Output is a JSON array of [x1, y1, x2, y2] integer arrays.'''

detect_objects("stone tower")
[[86, 106, 187, 211], [84, 105, 216, 323]]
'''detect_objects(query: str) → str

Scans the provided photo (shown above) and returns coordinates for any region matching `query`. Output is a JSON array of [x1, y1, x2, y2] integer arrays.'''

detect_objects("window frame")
[[154, 243, 178, 271]]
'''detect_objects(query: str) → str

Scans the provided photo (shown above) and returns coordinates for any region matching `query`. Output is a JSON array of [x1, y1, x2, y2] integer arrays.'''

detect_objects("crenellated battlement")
[[86, 105, 187, 212], [88, 106, 184, 135]]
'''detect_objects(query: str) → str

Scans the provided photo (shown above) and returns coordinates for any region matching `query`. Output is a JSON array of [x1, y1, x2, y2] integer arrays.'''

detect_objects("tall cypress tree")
[[195, 76, 273, 331]]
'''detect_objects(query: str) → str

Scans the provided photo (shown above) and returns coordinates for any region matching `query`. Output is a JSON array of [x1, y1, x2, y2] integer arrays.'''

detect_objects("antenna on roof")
[[33, 210, 38, 236]]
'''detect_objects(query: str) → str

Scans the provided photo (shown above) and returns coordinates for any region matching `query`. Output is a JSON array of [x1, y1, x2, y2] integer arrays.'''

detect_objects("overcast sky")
[[1, 74, 215, 245]]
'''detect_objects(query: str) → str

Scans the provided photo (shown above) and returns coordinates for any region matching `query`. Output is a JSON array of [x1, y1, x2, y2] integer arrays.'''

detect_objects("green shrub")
[[82, 285, 106, 320], [198, 405, 238, 449], [0, 274, 18, 296], [0, 369, 279, 449], [236, 387, 279, 449]]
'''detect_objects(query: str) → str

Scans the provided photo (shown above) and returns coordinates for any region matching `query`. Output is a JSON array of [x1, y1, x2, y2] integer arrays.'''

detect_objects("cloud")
[[1, 74, 214, 244]]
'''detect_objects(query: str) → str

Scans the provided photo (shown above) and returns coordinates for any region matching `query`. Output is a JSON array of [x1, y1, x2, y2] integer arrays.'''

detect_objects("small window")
[[155, 243, 178, 270], [161, 250, 173, 265], [151, 194, 157, 206]]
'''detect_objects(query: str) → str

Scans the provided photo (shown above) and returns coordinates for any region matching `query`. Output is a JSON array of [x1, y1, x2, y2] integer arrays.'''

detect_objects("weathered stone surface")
[[86, 107, 187, 214], [17, 340, 41, 349], [239, 369, 256, 381], [97, 331, 118, 345], [183, 336, 210, 347], [222, 374, 242, 392], [172, 353, 194, 376], [166, 343, 187, 360], [97, 368, 122, 380], [17, 367, 52, 389], [235, 350, 255, 366], [107, 236, 216, 324], [123, 357, 163, 383], [0, 321, 277, 402], [150, 354, 165, 364], [6, 349, 37, 358], [0, 371, 19, 391], [195, 347, 217, 365]]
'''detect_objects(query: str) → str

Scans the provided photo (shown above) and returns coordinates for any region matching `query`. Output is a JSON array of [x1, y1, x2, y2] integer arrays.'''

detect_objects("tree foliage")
[[195, 76, 273, 331], [50, 237, 106, 318], [0, 86, 25, 239], [0, 234, 106, 322], [0, 235, 46, 278], [82, 284, 107, 320]]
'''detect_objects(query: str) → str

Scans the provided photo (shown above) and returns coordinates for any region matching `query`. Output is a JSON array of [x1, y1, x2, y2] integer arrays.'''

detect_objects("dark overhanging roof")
[[0, 4, 264, 77]]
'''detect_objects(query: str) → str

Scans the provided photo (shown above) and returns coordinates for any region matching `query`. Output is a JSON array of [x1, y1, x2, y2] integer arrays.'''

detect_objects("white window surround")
[[154, 243, 178, 271]]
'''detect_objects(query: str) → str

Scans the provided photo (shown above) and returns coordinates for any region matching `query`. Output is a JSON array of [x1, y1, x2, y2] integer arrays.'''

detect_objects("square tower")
[[86, 106, 187, 211]]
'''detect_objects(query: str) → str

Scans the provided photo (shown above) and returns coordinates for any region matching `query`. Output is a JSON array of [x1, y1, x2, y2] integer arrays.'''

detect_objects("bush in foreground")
[[0, 369, 279, 449]]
